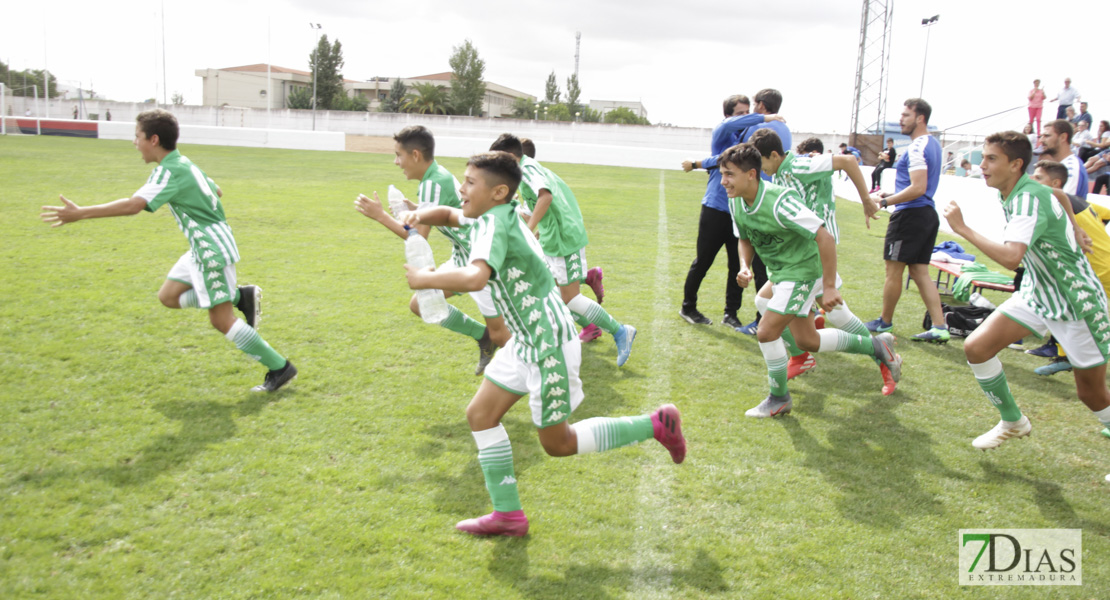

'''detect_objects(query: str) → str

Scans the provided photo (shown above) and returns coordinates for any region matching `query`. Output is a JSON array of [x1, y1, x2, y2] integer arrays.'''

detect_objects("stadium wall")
[[96, 121, 343, 151]]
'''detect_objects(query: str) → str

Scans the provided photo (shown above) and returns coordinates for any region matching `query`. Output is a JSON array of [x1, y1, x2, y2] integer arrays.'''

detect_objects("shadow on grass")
[[487, 538, 729, 599], [979, 462, 1110, 536], [782, 391, 971, 529]]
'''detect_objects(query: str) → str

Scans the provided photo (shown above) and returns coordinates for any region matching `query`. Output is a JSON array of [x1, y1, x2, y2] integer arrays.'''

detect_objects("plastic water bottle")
[[387, 185, 407, 218], [969, 292, 996, 310], [405, 228, 449, 324]]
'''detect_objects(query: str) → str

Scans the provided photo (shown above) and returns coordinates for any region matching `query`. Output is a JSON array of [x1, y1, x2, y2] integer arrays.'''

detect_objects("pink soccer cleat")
[[786, 353, 816, 380], [455, 510, 529, 537], [579, 323, 602, 342], [585, 267, 605, 304], [652, 404, 686, 464], [880, 363, 896, 396]]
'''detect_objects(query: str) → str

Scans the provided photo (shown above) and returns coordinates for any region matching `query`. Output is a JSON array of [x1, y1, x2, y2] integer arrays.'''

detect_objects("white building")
[[589, 100, 648, 120]]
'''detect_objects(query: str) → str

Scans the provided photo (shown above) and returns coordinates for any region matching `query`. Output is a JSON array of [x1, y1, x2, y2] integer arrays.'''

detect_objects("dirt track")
[[345, 135, 395, 154]]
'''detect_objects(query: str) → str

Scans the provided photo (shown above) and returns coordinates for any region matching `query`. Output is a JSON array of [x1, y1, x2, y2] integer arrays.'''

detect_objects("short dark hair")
[[1046, 119, 1074, 144], [489, 133, 524, 158], [904, 98, 932, 125], [960, 159, 971, 168], [718, 143, 763, 173], [984, 130, 1033, 173], [887, 138, 894, 143], [467, 151, 522, 198], [1034, 160, 1069, 186], [520, 137, 536, 159], [753, 88, 782, 114], [749, 128, 784, 158], [723, 94, 750, 118], [136, 109, 179, 150], [797, 137, 824, 154], [393, 126, 435, 160]]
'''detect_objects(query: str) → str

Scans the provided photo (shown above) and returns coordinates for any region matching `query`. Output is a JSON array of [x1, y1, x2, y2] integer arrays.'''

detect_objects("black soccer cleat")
[[236, 285, 262, 329], [476, 328, 495, 376], [721, 313, 744, 331], [679, 307, 711, 325], [252, 360, 297, 392]]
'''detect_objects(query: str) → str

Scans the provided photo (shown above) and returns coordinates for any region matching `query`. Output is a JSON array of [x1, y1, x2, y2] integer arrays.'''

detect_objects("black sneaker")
[[476, 328, 495, 376], [236, 285, 262, 329], [721, 313, 744, 331], [252, 360, 297, 392], [679, 307, 711, 325], [1025, 341, 1058, 358]]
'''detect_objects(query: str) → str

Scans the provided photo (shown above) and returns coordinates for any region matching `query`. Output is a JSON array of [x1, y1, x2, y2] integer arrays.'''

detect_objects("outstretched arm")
[[40, 194, 147, 227], [832, 155, 880, 227], [406, 259, 492, 293], [353, 192, 433, 240], [401, 205, 465, 229]]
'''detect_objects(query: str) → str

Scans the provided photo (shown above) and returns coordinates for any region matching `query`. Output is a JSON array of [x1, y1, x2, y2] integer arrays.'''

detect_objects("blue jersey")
[[699, 113, 767, 212], [893, 134, 941, 211], [742, 121, 793, 182]]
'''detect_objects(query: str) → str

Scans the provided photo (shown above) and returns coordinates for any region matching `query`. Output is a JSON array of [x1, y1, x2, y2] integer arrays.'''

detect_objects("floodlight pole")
[[309, 23, 322, 131], [919, 15, 939, 98]]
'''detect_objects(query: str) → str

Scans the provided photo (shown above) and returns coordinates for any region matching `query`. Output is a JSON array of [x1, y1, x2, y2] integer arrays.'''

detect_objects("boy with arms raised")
[[401, 152, 686, 536], [718, 144, 902, 417], [488, 133, 636, 366], [944, 132, 1110, 449], [354, 126, 503, 374], [749, 128, 895, 394], [39, 109, 296, 391]]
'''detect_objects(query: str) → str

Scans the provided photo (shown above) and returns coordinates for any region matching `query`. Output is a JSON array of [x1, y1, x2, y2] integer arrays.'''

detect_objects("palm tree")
[[401, 83, 451, 115]]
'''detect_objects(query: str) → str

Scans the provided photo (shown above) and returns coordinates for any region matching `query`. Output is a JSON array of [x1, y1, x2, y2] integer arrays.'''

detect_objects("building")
[[589, 100, 648, 121], [351, 72, 533, 118]]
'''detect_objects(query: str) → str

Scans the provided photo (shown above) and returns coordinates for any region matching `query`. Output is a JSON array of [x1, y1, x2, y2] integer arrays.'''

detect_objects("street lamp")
[[544, 106, 548, 121], [575, 111, 581, 122], [919, 15, 939, 98], [309, 22, 322, 131]]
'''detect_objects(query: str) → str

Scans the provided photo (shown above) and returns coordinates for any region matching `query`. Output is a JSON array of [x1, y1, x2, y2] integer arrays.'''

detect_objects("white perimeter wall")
[[98, 121, 343, 151]]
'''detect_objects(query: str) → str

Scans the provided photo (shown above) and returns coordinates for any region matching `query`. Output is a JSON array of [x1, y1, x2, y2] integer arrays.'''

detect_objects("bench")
[[905, 260, 1016, 296]]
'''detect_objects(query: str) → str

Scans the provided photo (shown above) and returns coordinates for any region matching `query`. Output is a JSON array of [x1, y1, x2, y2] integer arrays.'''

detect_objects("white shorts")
[[484, 338, 585, 428], [544, 248, 588, 286], [765, 274, 842, 317], [999, 295, 1110, 369], [437, 258, 499, 318], [166, 252, 237, 308]]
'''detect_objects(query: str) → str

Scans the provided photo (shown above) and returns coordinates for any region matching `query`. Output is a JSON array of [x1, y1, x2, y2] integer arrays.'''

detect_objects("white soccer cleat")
[[745, 394, 793, 418], [972, 416, 1032, 450]]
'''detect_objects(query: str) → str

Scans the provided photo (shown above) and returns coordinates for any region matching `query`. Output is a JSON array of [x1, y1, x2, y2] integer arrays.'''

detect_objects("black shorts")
[[884, 205, 939, 264]]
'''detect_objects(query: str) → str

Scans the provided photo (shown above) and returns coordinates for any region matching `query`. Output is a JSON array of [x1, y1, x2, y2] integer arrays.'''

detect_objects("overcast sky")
[[4, 0, 1106, 135]]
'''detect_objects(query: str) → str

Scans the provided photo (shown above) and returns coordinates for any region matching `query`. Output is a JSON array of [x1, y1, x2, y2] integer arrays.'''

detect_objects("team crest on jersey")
[[506, 267, 525, 281], [522, 295, 539, 308], [546, 410, 566, 423], [527, 309, 541, 323], [514, 281, 532, 295], [543, 355, 562, 368]]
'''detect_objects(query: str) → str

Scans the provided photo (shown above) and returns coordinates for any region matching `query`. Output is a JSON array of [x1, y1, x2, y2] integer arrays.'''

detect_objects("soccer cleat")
[[1007, 340, 1025, 351], [579, 323, 602, 343], [235, 285, 262, 329], [721, 313, 744, 331], [679, 307, 711, 325], [614, 324, 637, 367], [1101, 428, 1110, 440], [871, 332, 902, 382], [865, 317, 893, 333], [455, 510, 529, 537], [738, 318, 760, 335], [786, 353, 817, 380], [252, 360, 297, 392], [879, 363, 896, 396], [475, 328, 495, 376], [1034, 357, 1073, 376], [585, 267, 605, 304], [651, 404, 686, 464], [972, 416, 1032, 450], [1025, 342, 1059, 358], [911, 327, 950, 343], [745, 394, 793, 418]]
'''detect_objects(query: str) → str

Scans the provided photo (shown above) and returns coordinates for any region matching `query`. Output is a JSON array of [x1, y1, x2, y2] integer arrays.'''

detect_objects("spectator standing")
[[871, 138, 897, 192], [1028, 79, 1046, 135], [1051, 77, 1080, 119]]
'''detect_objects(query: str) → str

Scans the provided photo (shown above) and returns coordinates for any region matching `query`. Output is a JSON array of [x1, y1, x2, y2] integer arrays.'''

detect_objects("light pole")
[[309, 22, 322, 131], [919, 15, 939, 98]]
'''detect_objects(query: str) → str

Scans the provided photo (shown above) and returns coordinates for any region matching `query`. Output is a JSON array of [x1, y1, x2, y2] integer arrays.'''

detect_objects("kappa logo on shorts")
[[212, 281, 224, 289], [207, 271, 220, 280], [792, 293, 806, 302], [506, 267, 525, 281], [546, 410, 567, 423], [213, 290, 228, 301], [543, 355, 562, 368], [545, 372, 565, 385], [547, 398, 566, 409], [201, 250, 216, 259], [206, 260, 220, 268], [547, 387, 566, 397], [513, 281, 533, 295], [798, 283, 811, 292], [521, 295, 539, 308]]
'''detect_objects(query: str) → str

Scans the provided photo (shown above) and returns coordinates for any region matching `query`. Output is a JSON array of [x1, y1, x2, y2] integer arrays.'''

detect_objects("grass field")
[[2, 135, 1107, 599]]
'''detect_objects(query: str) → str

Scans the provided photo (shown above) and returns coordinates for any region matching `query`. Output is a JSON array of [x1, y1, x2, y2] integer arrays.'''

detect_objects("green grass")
[[2, 135, 1108, 599]]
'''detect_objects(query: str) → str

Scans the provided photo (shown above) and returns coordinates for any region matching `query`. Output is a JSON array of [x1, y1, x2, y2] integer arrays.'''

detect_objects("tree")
[[604, 106, 650, 125], [565, 74, 582, 114], [287, 86, 314, 109], [402, 82, 451, 115], [448, 39, 486, 117], [1, 61, 59, 98], [308, 35, 346, 110], [545, 71, 561, 104], [380, 78, 407, 113], [510, 97, 536, 119], [581, 107, 602, 123], [332, 93, 369, 112], [171, 92, 185, 106]]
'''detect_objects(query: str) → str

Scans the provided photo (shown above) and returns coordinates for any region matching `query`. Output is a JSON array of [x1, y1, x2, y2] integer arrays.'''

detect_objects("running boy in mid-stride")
[[719, 143, 902, 417], [40, 109, 296, 391], [401, 151, 685, 536]]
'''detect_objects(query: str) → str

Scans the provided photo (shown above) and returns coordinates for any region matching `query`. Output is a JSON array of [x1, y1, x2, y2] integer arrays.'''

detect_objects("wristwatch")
[[880, 198, 888, 209]]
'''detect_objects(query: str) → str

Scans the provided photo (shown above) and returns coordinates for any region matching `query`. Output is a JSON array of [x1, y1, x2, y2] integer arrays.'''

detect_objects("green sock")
[[474, 425, 522, 512], [759, 339, 789, 397], [568, 295, 621, 335], [817, 329, 876, 356], [780, 327, 806, 358], [572, 415, 653, 453], [573, 312, 591, 329], [440, 305, 486, 341], [970, 358, 1022, 422], [226, 319, 287, 371], [178, 290, 199, 309]]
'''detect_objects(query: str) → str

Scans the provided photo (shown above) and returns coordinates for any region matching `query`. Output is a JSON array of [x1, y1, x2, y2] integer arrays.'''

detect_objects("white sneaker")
[[972, 416, 1032, 450], [745, 395, 793, 418]]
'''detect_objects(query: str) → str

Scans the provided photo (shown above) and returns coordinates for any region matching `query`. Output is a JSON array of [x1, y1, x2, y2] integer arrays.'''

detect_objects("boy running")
[[943, 131, 1110, 449], [489, 133, 637, 366], [39, 109, 296, 391], [401, 151, 686, 536], [718, 144, 902, 417], [354, 126, 503, 375]]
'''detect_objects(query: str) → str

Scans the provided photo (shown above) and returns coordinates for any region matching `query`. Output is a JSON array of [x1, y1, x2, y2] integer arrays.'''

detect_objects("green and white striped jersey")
[[468, 201, 577, 362], [773, 151, 840, 243], [418, 161, 474, 266], [518, 156, 589, 257], [728, 180, 824, 283], [1003, 174, 1108, 321], [135, 150, 239, 269]]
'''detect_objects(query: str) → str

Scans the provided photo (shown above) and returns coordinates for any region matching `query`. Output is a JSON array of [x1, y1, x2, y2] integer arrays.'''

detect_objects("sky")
[[4, 0, 1107, 136]]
